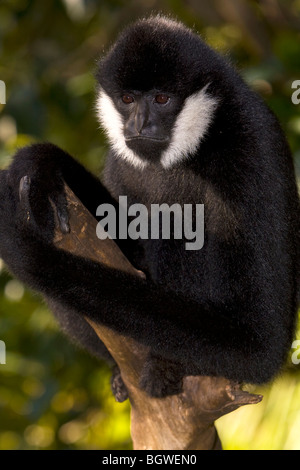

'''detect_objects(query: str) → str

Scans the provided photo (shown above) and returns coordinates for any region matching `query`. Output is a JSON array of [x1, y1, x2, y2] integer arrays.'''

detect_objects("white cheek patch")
[[160, 86, 219, 169], [96, 90, 147, 170], [96, 86, 218, 171]]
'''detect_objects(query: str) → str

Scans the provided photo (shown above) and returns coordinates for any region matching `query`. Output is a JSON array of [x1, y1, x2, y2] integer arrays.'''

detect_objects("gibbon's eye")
[[155, 94, 170, 104], [122, 94, 134, 104]]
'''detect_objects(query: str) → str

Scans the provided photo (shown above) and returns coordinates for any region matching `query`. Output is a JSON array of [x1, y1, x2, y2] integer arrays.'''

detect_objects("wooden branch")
[[54, 185, 263, 450]]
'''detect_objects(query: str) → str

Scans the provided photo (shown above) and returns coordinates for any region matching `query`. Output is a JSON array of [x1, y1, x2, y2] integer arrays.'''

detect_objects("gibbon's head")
[[96, 16, 225, 170]]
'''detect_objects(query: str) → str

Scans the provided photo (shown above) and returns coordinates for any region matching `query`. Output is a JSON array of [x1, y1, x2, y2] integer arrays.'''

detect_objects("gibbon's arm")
[[0, 151, 287, 386]]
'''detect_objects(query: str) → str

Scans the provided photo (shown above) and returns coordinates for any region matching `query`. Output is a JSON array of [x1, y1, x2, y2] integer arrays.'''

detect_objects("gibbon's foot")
[[139, 354, 183, 398], [111, 367, 129, 402]]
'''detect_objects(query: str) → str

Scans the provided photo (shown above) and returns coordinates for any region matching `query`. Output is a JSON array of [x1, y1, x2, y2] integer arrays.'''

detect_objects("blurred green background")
[[0, 0, 300, 450]]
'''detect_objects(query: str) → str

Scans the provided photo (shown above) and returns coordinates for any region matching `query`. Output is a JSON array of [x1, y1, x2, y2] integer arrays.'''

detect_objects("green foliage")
[[0, 261, 131, 450], [0, 0, 299, 450]]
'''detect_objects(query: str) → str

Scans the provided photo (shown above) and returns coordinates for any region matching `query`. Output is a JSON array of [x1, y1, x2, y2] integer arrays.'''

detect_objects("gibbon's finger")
[[19, 175, 34, 225], [51, 190, 70, 234]]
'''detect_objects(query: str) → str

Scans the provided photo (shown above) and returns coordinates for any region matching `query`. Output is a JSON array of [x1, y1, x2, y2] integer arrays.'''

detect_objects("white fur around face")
[[96, 90, 147, 170], [96, 86, 218, 170], [160, 86, 218, 168]]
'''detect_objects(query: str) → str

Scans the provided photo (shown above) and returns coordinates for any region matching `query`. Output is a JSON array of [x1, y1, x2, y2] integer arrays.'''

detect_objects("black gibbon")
[[0, 16, 299, 399]]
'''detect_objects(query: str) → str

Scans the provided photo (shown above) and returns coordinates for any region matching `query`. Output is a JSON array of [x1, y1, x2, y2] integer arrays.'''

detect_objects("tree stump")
[[53, 185, 263, 450]]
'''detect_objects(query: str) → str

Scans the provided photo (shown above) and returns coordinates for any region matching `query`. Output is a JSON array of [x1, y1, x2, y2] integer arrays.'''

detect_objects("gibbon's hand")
[[0, 145, 72, 283], [6, 146, 69, 242], [18, 173, 69, 237]]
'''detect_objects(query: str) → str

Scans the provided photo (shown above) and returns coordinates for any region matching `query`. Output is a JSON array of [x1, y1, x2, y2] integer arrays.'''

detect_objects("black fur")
[[0, 16, 299, 398]]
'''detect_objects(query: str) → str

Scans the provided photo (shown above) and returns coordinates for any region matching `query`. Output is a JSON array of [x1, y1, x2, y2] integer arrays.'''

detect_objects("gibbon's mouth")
[[125, 136, 169, 143]]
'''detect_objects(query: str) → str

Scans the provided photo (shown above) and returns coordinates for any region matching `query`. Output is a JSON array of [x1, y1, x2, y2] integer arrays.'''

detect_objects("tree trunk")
[[53, 185, 263, 450]]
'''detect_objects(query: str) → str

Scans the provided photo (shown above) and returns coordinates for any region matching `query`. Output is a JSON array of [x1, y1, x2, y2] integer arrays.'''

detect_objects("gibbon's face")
[[96, 16, 219, 170]]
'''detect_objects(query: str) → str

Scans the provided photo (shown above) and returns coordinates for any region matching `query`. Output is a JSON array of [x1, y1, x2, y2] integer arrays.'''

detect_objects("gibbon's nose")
[[124, 101, 158, 140], [134, 101, 149, 134]]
